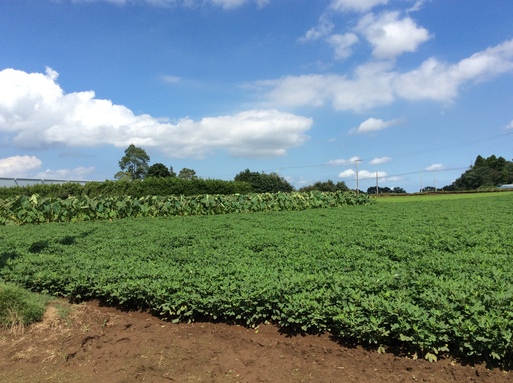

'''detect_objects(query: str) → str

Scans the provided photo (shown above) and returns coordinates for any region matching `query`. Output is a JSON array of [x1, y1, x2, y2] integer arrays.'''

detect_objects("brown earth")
[[0, 300, 510, 383]]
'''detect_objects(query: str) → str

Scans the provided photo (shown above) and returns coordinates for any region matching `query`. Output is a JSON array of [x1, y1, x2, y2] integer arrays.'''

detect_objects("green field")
[[1, 192, 513, 364]]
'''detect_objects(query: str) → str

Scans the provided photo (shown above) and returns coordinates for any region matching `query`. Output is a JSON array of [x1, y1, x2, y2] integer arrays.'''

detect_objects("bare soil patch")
[[0, 300, 510, 383]]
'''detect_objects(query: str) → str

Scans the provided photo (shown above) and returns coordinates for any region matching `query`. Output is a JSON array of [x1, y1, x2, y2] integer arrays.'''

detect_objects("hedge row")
[[0, 178, 253, 199]]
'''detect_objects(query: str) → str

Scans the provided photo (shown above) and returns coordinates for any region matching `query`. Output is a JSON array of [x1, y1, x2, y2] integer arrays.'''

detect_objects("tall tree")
[[117, 144, 150, 180], [178, 168, 197, 180]]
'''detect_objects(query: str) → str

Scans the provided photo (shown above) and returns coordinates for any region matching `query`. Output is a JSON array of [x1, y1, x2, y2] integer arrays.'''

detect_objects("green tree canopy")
[[299, 180, 349, 192], [178, 168, 197, 180], [452, 155, 513, 190], [117, 144, 150, 180], [234, 169, 294, 193], [147, 163, 171, 178]]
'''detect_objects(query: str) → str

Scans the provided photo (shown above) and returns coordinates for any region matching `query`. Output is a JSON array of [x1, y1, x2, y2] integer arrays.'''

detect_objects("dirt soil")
[[0, 300, 510, 383]]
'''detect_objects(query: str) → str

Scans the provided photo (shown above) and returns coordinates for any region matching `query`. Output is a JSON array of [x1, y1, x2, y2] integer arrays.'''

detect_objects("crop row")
[[1, 193, 512, 366], [0, 191, 373, 225]]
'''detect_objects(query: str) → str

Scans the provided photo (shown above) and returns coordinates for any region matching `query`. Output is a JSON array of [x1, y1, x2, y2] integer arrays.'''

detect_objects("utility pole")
[[354, 159, 362, 195], [420, 170, 423, 192]]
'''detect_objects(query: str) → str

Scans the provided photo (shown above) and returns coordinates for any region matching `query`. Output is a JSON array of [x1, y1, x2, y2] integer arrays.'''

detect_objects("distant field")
[[1, 192, 513, 364], [375, 190, 513, 202]]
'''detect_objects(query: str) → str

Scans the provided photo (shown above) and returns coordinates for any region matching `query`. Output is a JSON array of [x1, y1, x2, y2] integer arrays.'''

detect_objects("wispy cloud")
[[161, 75, 181, 84], [327, 156, 361, 166], [70, 0, 268, 8], [425, 163, 444, 171], [34, 166, 95, 180], [329, 0, 388, 13], [369, 156, 392, 164]]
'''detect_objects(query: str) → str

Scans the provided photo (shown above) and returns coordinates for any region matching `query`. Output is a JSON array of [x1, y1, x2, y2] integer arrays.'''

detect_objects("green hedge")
[[0, 178, 253, 199]]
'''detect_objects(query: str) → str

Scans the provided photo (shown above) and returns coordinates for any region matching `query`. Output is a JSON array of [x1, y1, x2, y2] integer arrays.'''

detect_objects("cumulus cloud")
[[355, 11, 431, 59], [369, 156, 391, 164], [329, 0, 388, 13], [0, 156, 42, 177], [337, 168, 387, 179], [0, 68, 312, 159], [351, 117, 403, 134], [255, 38, 513, 111]]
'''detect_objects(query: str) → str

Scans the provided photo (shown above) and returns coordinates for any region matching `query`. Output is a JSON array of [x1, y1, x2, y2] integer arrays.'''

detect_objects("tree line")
[[115, 145, 513, 195], [115, 144, 350, 194]]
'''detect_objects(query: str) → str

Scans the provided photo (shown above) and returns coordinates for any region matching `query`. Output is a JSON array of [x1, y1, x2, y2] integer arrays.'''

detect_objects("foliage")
[[0, 191, 373, 225], [0, 178, 253, 200], [147, 163, 172, 178], [451, 155, 513, 190], [0, 282, 51, 329], [117, 144, 151, 180], [178, 168, 197, 180], [367, 186, 406, 194], [299, 180, 349, 192], [1, 193, 512, 365], [234, 169, 294, 193]]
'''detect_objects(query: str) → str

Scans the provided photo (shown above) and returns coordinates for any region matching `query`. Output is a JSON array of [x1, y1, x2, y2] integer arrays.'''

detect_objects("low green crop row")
[[2, 193, 512, 366], [0, 191, 373, 225]]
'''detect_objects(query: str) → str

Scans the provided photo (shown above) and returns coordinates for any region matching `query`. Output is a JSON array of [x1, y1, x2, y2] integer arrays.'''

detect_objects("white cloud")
[[327, 156, 360, 166], [369, 156, 391, 164], [255, 38, 513, 111], [329, 0, 388, 13], [327, 33, 359, 59], [425, 163, 444, 171], [299, 15, 334, 43], [337, 168, 386, 179], [0, 68, 312, 159], [355, 11, 431, 59], [0, 156, 42, 177], [359, 170, 386, 179], [351, 117, 403, 134], [507, 120, 513, 129], [338, 169, 355, 178], [34, 167, 95, 180]]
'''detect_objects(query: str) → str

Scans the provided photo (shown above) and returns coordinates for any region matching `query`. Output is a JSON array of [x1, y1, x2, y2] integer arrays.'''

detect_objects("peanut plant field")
[[1, 192, 513, 366]]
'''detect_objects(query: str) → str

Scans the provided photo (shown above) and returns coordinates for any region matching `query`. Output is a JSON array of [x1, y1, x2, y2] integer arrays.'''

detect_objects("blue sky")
[[1, 0, 513, 192]]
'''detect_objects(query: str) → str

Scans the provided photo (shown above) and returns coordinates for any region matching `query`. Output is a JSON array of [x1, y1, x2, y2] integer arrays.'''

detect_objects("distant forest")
[[444, 155, 513, 191]]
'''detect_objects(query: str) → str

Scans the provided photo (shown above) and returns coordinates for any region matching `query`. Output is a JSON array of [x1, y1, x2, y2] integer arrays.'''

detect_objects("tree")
[[299, 180, 349, 192], [147, 163, 171, 178], [178, 168, 197, 180], [117, 144, 150, 180], [169, 166, 177, 178], [114, 171, 132, 181], [234, 169, 294, 193], [392, 187, 406, 194], [452, 154, 513, 190]]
